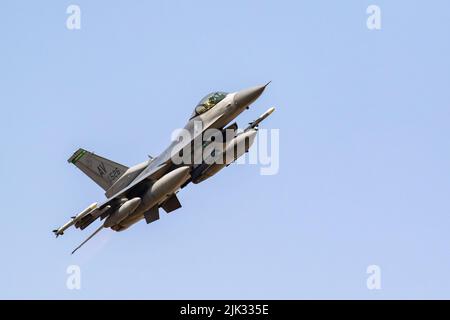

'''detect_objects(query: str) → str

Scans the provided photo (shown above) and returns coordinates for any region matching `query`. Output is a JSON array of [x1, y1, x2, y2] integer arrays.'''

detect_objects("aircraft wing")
[[97, 161, 170, 209], [54, 159, 171, 235], [85, 161, 170, 221], [57, 117, 207, 235]]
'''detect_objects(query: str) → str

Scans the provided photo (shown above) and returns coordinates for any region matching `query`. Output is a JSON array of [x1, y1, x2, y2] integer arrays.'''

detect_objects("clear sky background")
[[1, 1, 450, 299]]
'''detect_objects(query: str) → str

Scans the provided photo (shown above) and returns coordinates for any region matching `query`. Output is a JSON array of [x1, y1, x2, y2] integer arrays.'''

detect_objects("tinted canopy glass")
[[193, 92, 228, 116]]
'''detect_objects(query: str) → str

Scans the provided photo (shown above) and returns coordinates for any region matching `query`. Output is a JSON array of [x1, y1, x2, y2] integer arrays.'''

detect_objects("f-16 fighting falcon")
[[54, 83, 275, 254]]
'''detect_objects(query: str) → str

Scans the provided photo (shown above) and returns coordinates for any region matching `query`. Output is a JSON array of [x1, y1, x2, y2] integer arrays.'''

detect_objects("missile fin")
[[52, 229, 62, 238]]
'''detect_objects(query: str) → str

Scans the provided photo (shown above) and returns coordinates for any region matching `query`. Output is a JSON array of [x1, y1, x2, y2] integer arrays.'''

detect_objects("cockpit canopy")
[[192, 92, 228, 118]]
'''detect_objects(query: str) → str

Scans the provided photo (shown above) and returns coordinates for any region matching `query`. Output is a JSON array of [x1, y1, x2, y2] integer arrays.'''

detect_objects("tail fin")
[[68, 148, 128, 191]]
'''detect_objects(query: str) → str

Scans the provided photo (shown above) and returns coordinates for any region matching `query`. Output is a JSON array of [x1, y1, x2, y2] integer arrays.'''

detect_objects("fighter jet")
[[53, 83, 275, 254]]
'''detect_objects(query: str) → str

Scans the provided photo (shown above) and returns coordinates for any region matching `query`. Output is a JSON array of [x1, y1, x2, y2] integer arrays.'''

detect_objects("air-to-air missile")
[[191, 107, 275, 184], [52, 202, 97, 237], [246, 107, 275, 130]]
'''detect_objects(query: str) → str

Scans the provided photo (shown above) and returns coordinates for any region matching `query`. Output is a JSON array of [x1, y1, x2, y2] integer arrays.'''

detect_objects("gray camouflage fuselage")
[[55, 83, 273, 254], [117, 86, 268, 229]]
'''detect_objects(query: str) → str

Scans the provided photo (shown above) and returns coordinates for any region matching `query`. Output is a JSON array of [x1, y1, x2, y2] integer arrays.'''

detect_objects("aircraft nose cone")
[[234, 83, 269, 108]]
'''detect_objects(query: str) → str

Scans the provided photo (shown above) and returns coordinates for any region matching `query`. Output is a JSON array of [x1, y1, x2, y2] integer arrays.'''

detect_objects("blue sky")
[[1, 0, 450, 299]]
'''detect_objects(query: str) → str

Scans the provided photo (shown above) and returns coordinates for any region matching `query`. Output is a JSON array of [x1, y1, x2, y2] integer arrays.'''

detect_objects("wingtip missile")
[[246, 107, 276, 130], [54, 202, 98, 238]]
